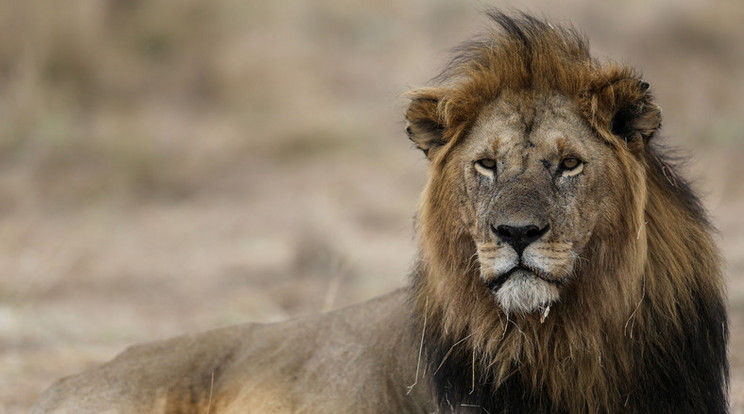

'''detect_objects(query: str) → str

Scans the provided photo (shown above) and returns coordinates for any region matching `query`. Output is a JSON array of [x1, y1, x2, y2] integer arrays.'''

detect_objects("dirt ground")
[[1, 1, 743, 412]]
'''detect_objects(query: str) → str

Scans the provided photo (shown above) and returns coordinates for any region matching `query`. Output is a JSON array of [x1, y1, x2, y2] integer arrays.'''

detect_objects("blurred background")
[[0, 0, 742, 412]]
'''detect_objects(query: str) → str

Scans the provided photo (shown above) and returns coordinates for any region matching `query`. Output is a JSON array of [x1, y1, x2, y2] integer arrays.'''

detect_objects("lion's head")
[[423, 91, 636, 316], [406, 12, 727, 413]]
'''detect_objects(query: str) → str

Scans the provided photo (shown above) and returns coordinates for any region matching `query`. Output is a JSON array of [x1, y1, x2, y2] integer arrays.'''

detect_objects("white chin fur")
[[495, 271, 559, 315]]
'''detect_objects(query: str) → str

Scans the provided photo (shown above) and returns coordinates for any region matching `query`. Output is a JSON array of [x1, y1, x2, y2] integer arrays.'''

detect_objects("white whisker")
[[407, 297, 428, 395]]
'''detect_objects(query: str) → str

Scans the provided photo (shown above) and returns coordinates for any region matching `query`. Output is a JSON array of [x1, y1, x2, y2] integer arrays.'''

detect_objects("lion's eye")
[[476, 158, 496, 169], [559, 157, 581, 170], [558, 157, 584, 176], [474, 158, 497, 176]]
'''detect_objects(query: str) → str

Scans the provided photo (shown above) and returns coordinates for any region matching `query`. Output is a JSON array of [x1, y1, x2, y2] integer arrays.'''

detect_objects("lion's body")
[[31, 290, 432, 414], [33, 11, 728, 414]]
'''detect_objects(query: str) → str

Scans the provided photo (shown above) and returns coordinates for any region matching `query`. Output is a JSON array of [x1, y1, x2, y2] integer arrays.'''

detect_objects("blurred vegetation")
[[0, 0, 465, 207], [1, 0, 257, 203]]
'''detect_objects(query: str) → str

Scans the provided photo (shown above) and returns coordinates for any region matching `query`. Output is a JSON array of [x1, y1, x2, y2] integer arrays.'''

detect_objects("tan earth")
[[1, 1, 742, 413]]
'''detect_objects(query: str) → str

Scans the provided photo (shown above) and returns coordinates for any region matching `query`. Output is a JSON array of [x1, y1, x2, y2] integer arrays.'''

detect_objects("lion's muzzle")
[[476, 221, 569, 314]]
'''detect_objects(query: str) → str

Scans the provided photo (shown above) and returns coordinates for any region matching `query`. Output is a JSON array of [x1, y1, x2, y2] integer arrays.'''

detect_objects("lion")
[[31, 11, 728, 414]]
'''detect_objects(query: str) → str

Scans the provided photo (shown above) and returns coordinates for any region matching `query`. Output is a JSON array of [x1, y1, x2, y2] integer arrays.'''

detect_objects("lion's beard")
[[493, 269, 560, 315]]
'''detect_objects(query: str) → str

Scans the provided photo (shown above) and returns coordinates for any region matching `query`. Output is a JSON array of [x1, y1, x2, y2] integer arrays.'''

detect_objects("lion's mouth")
[[486, 265, 562, 292]]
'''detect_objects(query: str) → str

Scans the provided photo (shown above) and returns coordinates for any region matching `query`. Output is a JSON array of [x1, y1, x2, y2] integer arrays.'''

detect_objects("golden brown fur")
[[31, 11, 727, 414]]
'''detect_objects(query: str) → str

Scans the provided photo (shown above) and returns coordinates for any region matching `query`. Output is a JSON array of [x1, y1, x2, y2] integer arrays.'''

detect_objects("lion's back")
[[30, 289, 431, 414], [30, 323, 254, 414]]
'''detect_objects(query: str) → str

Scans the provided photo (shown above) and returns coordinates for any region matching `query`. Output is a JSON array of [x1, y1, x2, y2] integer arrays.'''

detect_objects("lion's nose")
[[492, 224, 550, 256]]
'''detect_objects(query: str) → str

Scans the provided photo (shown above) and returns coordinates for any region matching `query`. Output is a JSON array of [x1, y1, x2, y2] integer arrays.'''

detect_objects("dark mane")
[[437, 11, 591, 90]]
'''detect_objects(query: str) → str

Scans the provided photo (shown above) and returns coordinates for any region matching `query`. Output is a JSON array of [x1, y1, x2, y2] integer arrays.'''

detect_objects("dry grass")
[[1, 1, 743, 412]]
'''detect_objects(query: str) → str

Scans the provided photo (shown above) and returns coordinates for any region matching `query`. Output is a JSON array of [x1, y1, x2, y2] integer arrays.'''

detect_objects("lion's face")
[[406, 20, 662, 320], [449, 92, 617, 315]]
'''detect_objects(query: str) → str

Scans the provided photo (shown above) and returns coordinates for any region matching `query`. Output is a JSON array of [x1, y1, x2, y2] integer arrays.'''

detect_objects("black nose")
[[492, 224, 550, 256]]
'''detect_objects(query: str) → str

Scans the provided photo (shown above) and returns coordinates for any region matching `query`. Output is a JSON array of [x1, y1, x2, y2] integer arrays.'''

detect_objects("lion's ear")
[[606, 79, 662, 149], [405, 88, 447, 160]]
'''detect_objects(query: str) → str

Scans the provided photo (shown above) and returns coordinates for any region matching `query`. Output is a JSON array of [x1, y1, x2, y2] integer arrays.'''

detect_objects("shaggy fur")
[[407, 11, 728, 414]]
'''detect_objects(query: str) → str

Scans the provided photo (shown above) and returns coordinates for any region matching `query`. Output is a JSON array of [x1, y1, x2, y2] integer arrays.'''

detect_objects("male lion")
[[32, 11, 728, 414]]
